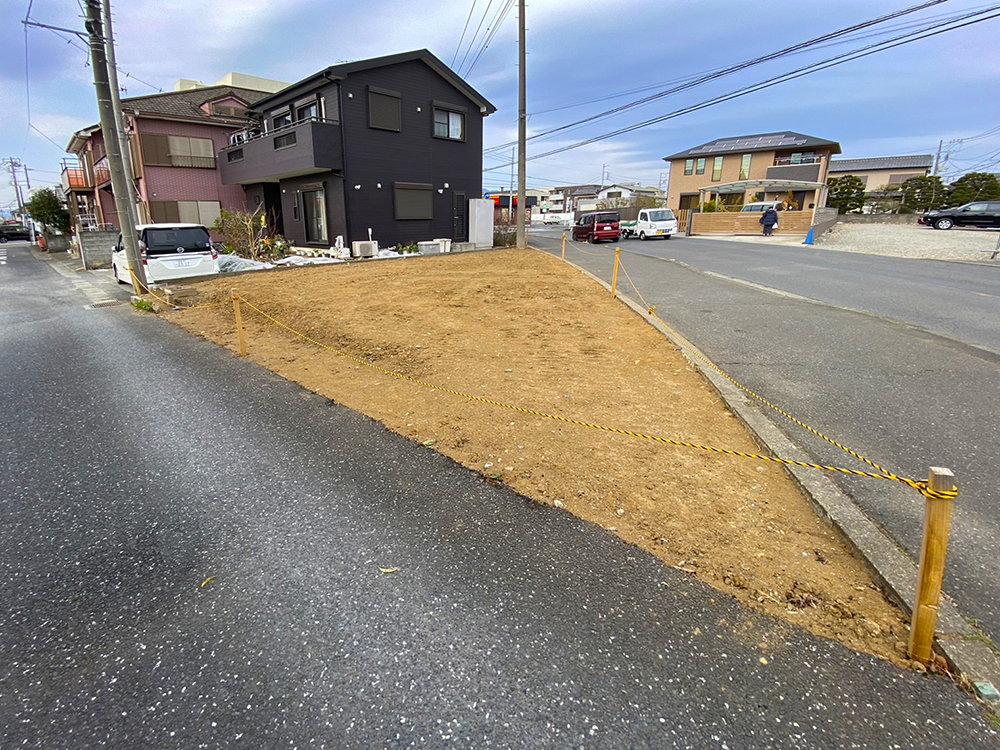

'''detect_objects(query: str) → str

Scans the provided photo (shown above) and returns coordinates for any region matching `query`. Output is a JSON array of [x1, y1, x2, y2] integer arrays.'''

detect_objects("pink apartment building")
[[62, 73, 287, 234]]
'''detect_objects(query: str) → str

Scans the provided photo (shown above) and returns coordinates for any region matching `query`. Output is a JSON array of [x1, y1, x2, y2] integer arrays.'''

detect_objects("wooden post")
[[611, 248, 621, 299], [908, 467, 957, 663], [232, 288, 247, 357], [561, 233, 566, 261]]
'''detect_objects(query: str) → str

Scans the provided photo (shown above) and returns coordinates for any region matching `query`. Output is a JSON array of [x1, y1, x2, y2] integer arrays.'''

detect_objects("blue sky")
[[3, 0, 1000, 213]]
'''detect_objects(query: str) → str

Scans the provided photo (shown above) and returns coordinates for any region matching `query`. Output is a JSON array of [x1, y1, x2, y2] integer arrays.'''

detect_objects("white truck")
[[620, 208, 679, 240]]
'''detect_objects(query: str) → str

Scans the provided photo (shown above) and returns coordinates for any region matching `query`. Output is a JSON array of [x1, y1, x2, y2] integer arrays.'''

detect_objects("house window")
[[684, 159, 694, 176], [394, 182, 433, 220], [433, 108, 465, 140], [272, 109, 291, 130], [789, 151, 815, 165], [712, 156, 723, 182], [227, 148, 244, 162], [606, 191, 622, 199], [140, 134, 216, 168], [274, 132, 297, 150], [369, 87, 401, 132], [295, 99, 319, 122], [740, 154, 752, 180], [149, 200, 220, 226], [696, 158, 706, 175], [887, 173, 912, 185]]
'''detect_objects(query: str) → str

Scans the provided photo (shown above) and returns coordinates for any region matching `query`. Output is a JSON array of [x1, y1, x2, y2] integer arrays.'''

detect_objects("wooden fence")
[[690, 210, 813, 236]]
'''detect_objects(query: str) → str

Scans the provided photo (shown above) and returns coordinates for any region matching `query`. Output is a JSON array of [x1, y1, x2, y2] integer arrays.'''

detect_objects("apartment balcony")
[[766, 158, 822, 183], [61, 158, 92, 192], [93, 156, 111, 187], [219, 118, 342, 186]]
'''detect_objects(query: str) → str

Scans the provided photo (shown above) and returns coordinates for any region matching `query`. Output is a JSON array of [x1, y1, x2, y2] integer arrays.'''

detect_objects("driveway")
[[531, 227, 1000, 647], [0, 242, 995, 746]]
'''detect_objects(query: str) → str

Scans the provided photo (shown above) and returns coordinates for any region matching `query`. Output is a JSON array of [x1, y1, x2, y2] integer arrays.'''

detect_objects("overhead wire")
[[463, 0, 516, 77], [451, 0, 479, 67], [483, 0, 950, 155], [456, 0, 496, 75], [486, 6, 1000, 171]]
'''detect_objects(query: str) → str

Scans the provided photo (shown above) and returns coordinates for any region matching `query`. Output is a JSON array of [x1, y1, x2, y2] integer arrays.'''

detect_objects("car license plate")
[[171, 259, 193, 268], [657, 230, 664, 234]]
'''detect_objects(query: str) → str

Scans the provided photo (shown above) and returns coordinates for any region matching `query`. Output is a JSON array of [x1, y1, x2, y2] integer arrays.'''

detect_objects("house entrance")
[[453, 191, 467, 241]]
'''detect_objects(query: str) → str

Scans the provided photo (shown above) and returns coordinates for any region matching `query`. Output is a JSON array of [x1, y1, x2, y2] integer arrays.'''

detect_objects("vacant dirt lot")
[[818, 222, 999, 259], [166, 249, 913, 664]]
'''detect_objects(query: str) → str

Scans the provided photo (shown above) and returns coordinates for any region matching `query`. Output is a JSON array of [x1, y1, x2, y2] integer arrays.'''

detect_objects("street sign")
[[483, 191, 490, 199]]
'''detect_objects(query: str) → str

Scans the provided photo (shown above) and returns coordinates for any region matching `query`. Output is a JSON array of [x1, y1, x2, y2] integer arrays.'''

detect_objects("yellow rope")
[[236, 295, 954, 501], [563, 237, 618, 257]]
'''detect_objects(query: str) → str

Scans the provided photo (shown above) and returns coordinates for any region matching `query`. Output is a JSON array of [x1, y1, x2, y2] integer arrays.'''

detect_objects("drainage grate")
[[85, 299, 128, 309]]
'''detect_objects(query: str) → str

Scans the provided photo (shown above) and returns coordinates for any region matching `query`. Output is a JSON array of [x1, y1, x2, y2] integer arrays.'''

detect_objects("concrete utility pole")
[[515, 0, 527, 249], [102, 0, 141, 233], [509, 145, 515, 224], [84, 0, 146, 287]]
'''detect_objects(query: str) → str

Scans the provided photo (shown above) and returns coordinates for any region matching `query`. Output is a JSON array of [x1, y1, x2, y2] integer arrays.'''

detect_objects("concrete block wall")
[[79, 230, 119, 269]]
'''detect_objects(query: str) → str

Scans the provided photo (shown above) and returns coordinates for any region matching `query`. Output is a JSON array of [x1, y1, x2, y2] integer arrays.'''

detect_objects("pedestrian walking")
[[760, 207, 779, 236]]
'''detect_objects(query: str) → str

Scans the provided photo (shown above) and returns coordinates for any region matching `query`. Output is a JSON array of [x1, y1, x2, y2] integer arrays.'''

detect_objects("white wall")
[[468, 199, 494, 249]]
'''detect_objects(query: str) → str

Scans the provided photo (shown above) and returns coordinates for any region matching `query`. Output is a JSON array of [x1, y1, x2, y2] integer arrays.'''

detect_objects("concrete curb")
[[556, 253, 1000, 710]]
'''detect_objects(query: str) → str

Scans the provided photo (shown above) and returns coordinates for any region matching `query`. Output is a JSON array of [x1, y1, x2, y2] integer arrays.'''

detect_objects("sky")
[[2, 0, 1000, 214]]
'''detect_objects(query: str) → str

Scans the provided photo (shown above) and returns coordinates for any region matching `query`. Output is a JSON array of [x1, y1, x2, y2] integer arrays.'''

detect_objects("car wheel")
[[664, 234, 672, 240], [113, 264, 126, 284], [639, 231, 647, 241], [0, 236, 7, 244], [588, 233, 596, 244], [934, 218, 954, 230]]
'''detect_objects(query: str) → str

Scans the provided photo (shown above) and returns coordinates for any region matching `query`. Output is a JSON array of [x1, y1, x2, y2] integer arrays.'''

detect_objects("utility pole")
[[509, 145, 515, 225], [6, 158, 26, 215], [515, 0, 526, 249], [102, 0, 141, 232], [84, 0, 146, 287], [933, 139, 943, 176]]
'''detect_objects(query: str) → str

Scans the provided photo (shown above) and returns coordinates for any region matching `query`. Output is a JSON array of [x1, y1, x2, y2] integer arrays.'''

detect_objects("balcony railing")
[[773, 155, 823, 166], [61, 157, 93, 191], [226, 116, 340, 147], [93, 157, 111, 186]]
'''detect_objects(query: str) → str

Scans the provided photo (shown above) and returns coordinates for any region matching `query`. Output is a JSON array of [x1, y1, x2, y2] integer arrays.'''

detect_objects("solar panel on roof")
[[690, 133, 808, 154]]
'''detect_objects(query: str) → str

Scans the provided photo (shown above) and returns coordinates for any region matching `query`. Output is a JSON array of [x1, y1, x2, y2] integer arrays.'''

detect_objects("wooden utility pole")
[[515, 0, 527, 249], [84, 0, 146, 288]]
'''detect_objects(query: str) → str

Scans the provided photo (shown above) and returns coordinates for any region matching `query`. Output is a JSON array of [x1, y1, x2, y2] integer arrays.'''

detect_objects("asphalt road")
[[532, 227, 1000, 647], [1, 242, 996, 747]]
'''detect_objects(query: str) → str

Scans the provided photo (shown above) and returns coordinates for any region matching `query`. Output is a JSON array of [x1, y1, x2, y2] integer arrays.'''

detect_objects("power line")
[[486, 6, 1000, 171], [463, 0, 516, 78], [456, 0, 496, 75], [484, 0, 950, 155], [451, 0, 478, 67]]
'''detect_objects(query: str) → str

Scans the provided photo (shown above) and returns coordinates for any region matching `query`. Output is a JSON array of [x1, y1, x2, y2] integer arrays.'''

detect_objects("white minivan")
[[112, 223, 220, 286], [621, 208, 678, 240]]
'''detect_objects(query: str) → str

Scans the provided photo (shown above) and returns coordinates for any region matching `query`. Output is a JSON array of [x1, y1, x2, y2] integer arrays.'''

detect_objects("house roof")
[[664, 131, 842, 161], [122, 85, 274, 124], [828, 155, 934, 172], [249, 49, 497, 115]]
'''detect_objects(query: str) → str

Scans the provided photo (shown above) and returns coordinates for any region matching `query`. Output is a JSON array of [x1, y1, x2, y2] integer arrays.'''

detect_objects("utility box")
[[468, 199, 494, 249]]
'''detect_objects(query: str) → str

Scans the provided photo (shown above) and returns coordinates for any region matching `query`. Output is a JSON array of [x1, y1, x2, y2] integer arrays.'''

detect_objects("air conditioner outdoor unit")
[[351, 240, 377, 258]]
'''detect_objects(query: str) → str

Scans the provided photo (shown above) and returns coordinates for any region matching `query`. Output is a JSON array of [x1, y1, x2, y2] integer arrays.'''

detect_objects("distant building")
[[663, 131, 842, 211], [827, 155, 934, 191], [63, 72, 287, 233]]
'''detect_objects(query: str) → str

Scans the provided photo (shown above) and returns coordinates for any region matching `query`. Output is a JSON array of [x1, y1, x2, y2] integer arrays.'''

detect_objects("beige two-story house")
[[826, 155, 933, 191], [663, 131, 842, 212]]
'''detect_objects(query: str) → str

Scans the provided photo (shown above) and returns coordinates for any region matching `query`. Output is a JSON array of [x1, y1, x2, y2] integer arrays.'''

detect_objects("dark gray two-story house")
[[218, 50, 496, 249]]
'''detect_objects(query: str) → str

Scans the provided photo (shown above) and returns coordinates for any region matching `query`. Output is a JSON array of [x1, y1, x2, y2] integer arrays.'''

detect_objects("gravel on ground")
[[159, 250, 924, 666], [817, 222, 1000, 260]]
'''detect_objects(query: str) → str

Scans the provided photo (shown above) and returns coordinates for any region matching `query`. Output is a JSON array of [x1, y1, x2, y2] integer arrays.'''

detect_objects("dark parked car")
[[919, 202, 1000, 230], [0, 225, 32, 243], [571, 212, 620, 243]]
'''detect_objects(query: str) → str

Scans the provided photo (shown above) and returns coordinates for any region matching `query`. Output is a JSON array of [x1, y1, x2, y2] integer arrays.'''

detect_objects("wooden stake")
[[611, 247, 621, 299], [908, 466, 957, 663], [232, 288, 247, 357], [561, 233, 566, 261]]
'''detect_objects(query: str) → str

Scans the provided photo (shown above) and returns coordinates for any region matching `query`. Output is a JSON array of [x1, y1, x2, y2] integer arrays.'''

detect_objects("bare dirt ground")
[[165, 249, 914, 665]]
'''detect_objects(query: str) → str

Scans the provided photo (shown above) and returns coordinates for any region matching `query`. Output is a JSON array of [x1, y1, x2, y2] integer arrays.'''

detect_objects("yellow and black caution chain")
[[129, 267, 222, 311], [236, 295, 954, 501]]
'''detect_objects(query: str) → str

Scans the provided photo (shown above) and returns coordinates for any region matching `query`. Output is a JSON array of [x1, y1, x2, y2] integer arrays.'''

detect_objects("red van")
[[572, 212, 620, 243]]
